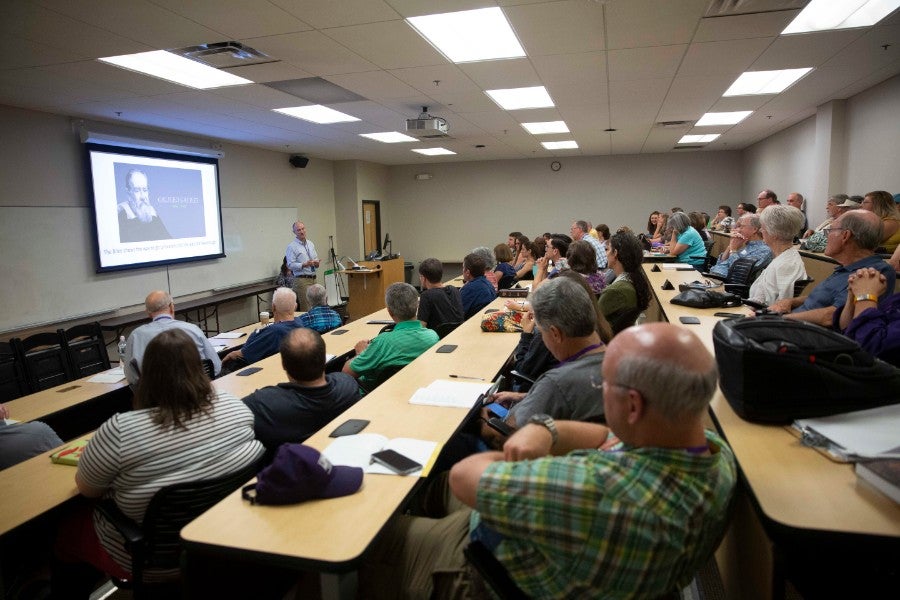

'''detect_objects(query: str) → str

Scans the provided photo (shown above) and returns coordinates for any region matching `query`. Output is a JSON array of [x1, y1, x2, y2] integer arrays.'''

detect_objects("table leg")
[[320, 571, 357, 600]]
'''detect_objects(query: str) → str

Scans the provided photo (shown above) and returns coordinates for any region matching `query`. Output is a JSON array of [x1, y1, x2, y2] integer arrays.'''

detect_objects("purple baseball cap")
[[244, 444, 363, 505]]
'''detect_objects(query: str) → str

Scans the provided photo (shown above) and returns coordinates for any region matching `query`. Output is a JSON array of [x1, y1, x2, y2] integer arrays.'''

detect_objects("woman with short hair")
[[748, 205, 808, 305], [665, 212, 707, 268]]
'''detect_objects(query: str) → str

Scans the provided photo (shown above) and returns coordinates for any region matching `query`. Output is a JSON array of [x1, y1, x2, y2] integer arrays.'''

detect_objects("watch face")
[[551, 161, 561, 171]]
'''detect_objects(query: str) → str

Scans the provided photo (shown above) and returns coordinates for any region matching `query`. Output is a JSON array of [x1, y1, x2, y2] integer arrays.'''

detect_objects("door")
[[362, 200, 381, 257]]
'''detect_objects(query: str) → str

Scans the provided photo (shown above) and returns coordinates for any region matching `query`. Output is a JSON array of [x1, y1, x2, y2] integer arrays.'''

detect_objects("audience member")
[[275, 257, 295, 289], [689, 211, 711, 242], [513, 240, 536, 280], [295, 284, 342, 333], [492, 243, 517, 289], [56, 329, 263, 594], [709, 213, 772, 277], [803, 194, 846, 238], [243, 328, 360, 451], [860, 190, 900, 252], [748, 205, 808, 305], [771, 210, 896, 325], [459, 253, 497, 318], [646, 211, 660, 236], [571, 220, 607, 269], [359, 322, 736, 599], [512, 234, 531, 269], [506, 231, 523, 253], [671, 206, 683, 213], [710, 205, 734, 231], [757, 189, 778, 212], [651, 212, 669, 244], [599, 231, 651, 326], [787, 192, 808, 238], [0, 404, 62, 470], [566, 240, 606, 295], [222, 287, 300, 370], [124, 290, 221, 385], [470, 246, 499, 291], [416, 258, 464, 330], [666, 212, 707, 268], [344, 283, 439, 389], [736, 202, 757, 216], [836, 267, 900, 366], [532, 236, 570, 290]]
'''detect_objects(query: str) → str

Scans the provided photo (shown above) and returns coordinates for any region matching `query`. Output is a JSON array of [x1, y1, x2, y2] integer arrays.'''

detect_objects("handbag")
[[713, 316, 900, 423], [670, 288, 742, 309], [480, 310, 524, 332]]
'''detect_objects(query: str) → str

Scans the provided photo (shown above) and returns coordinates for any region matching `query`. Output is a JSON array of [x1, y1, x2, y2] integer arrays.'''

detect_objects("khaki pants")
[[292, 276, 315, 311]]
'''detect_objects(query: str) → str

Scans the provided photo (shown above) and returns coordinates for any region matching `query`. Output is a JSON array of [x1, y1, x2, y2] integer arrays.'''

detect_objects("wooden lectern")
[[342, 258, 404, 320]]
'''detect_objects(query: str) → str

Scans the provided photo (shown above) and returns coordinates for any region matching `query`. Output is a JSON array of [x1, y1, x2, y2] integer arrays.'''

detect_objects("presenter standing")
[[286, 220, 319, 311]]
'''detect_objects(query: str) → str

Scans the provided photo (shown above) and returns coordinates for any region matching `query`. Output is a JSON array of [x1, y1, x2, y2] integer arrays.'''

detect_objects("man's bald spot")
[[145, 290, 173, 314], [609, 322, 713, 374], [284, 326, 316, 353]]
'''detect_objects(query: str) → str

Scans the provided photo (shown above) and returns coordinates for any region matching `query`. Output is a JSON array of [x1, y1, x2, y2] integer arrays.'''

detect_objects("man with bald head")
[[124, 290, 221, 385], [360, 323, 736, 599], [286, 220, 320, 311], [770, 209, 896, 326]]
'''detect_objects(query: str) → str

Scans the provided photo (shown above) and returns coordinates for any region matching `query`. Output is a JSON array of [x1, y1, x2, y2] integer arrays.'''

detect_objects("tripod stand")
[[328, 235, 347, 301]]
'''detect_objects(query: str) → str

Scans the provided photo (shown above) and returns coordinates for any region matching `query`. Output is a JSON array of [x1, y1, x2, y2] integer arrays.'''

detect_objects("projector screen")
[[85, 143, 225, 272]]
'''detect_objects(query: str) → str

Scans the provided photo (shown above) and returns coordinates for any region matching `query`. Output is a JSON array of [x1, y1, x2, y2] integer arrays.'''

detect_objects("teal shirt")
[[676, 228, 707, 268], [472, 430, 736, 598], [349, 320, 439, 389]]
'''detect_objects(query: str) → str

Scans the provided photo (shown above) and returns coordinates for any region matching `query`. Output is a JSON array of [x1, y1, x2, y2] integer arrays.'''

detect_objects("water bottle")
[[117, 336, 127, 369]]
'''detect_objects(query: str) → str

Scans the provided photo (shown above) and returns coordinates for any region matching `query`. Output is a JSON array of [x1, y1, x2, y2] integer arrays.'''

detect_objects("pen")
[[449, 374, 485, 381]]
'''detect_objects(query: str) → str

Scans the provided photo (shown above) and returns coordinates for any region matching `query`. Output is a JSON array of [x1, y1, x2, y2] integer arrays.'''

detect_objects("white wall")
[[385, 151, 743, 266], [844, 74, 900, 195]]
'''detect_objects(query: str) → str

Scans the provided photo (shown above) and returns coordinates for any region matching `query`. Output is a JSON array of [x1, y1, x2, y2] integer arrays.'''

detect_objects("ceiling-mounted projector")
[[406, 107, 449, 138]]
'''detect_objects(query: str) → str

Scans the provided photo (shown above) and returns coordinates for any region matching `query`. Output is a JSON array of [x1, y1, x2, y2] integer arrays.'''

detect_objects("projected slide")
[[86, 143, 225, 272]]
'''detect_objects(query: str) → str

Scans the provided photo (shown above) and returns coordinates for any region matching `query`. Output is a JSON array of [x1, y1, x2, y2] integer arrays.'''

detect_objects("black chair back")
[[607, 307, 642, 335], [434, 321, 462, 339], [96, 459, 262, 594], [0, 340, 29, 402], [325, 349, 355, 374], [793, 277, 815, 297], [201, 358, 216, 379], [18, 332, 70, 392], [60, 322, 110, 378], [464, 540, 530, 599]]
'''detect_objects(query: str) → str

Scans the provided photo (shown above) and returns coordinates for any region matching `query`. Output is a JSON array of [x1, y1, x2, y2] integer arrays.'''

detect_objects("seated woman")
[[512, 234, 531, 270], [689, 211, 711, 242], [650, 212, 669, 245], [836, 267, 900, 366], [665, 212, 707, 268], [57, 329, 264, 593], [748, 205, 807, 306], [566, 240, 606, 295], [275, 256, 294, 288], [710, 205, 735, 231], [646, 211, 660, 237], [514, 240, 536, 280], [861, 190, 900, 252], [492, 243, 517, 289], [598, 231, 651, 329]]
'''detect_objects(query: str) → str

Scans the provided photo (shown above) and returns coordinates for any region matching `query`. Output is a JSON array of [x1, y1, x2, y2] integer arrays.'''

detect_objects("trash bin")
[[404, 261, 414, 285]]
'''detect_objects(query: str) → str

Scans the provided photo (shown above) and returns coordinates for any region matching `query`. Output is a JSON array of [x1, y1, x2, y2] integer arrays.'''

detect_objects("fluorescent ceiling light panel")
[[485, 86, 554, 110], [783, 0, 900, 34], [98, 50, 253, 89], [678, 134, 720, 144], [521, 121, 570, 135], [724, 68, 813, 96], [695, 111, 752, 126], [412, 148, 456, 156], [273, 105, 360, 124], [360, 132, 418, 143], [541, 140, 578, 150], [407, 7, 525, 63]]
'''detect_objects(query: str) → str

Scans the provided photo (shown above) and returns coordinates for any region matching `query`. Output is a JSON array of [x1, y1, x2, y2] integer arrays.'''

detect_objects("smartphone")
[[485, 403, 509, 419], [329, 419, 370, 437], [370, 449, 422, 475], [237, 367, 262, 376], [436, 344, 457, 353], [714, 312, 744, 318], [679, 316, 701, 325], [330, 329, 349, 335], [486, 417, 516, 437]]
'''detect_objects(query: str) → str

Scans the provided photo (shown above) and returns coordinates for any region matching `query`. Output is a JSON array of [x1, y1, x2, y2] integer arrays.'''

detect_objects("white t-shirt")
[[748, 248, 807, 305]]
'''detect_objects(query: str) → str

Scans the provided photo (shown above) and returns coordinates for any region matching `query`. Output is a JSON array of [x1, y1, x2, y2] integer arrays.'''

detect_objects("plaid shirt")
[[295, 305, 342, 333], [472, 430, 736, 599]]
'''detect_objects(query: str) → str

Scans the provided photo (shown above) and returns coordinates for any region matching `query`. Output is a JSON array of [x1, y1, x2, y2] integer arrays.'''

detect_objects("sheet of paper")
[[796, 404, 900, 459], [87, 367, 126, 384], [210, 332, 246, 339], [408, 379, 491, 408], [322, 434, 439, 476], [661, 264, 694, 270]]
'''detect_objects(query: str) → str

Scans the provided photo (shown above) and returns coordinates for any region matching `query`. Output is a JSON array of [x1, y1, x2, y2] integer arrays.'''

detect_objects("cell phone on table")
[[714, 312, 744, 318], [678, 316, 701, 325], [485, 403, 508, 419], [329, 419, 370, 437], [486, 417, 516, 437], [370, 449, 422, 475]]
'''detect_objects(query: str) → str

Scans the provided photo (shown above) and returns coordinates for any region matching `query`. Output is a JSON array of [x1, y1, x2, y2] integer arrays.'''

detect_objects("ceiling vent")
[[674, 145, 704, 150], [657, 120, 693, 128], [406, 107, 450, 138], [172, 42, 274, 69]]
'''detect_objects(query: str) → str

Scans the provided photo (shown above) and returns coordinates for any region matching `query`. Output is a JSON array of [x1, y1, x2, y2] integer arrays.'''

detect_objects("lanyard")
[[556, 342, 604, 367]]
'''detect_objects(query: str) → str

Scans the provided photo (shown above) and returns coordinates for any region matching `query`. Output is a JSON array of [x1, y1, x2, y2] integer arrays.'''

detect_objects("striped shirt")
[[296, 305, 343, 333], [77, 391, 264, 576], [472, 430, 736, 598]]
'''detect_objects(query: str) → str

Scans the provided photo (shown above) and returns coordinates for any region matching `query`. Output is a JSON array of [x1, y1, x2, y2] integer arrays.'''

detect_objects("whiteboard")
[[0, 206, 296, 333]]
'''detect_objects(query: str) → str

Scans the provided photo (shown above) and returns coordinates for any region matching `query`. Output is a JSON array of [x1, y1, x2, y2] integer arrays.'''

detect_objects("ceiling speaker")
[[289, 155, 309, 168]]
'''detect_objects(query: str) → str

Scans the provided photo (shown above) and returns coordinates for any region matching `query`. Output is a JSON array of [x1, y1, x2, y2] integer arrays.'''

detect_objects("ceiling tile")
[[694, 10, 800, 43], [505, 0, 605, 55], [458, 58, 541, 89], [608, 45, 688, 81], [605, 0, 709, 49], [324, 20, 448, 70], [242, 31, 377, 75], [150, 0, 312, 39], [678, 38, 774, 77]]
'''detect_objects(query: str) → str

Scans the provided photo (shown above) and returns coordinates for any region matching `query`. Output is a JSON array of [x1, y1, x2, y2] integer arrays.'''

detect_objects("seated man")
[[360, 322, 736, 598], [243, 328, 360, 451], [124, 290, 221, 385], [295, 284, 342, 333], [417, 258, 464, 331], [0, 403, 63, 469], [708, 213, 772, 277], [222, 287, 300, 371], [343, 283, 439, 390], [459, 253, 497, 319], [770, 210, 896, 326], [483, 277, 606, 447]]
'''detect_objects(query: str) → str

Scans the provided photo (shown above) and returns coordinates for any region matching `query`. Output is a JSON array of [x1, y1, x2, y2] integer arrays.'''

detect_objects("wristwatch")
[[854, 293, 878, 304], [528, 413, 558, 447]]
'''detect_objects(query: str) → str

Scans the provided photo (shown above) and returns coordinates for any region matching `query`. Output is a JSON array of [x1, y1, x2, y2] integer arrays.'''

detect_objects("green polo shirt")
[[349, 320, 439, 389]]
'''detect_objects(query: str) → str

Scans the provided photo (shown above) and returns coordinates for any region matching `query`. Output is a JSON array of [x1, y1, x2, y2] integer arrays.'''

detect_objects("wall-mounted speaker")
[[289, 155, 309, 168]]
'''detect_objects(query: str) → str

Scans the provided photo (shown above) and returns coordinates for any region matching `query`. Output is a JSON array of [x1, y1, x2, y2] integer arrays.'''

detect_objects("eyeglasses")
[[590, 374, 647, 399], [822, 226, 846, 235]]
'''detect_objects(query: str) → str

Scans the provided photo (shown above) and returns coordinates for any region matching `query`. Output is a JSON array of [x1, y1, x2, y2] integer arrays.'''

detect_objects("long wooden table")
[[642, 264, 900, 599], [182, 298, 519, 599]]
